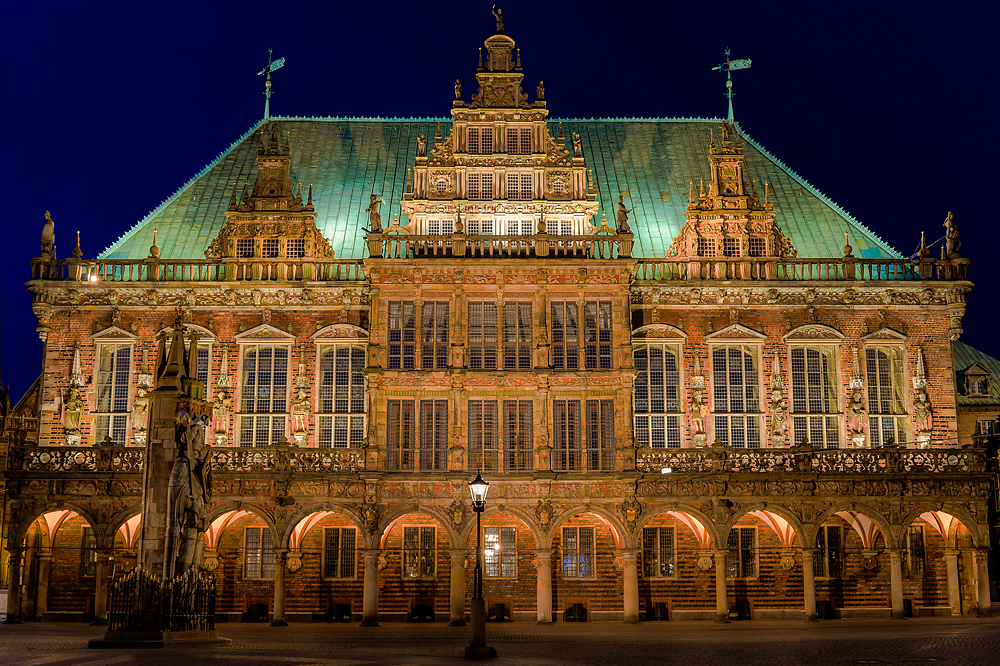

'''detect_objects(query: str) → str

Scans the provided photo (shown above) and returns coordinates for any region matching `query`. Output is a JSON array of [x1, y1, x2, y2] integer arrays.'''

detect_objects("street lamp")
[[466, 471, 496, 659]]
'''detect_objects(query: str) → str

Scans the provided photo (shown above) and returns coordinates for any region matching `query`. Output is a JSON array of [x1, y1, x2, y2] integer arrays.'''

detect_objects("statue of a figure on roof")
[[536, 81, 544, 101], [492, 6, 504, 34], [615, 193, 633, 234], [455, 79, 463, 101], [943, 211, 961, 258], [572, 132, 582, 158], [417, 135, 427, 157], [365, 194, 385, 233]]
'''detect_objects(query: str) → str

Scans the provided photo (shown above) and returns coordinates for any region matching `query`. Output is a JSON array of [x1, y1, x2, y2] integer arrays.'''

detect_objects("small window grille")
[[286, 239, 305, 258], [435, 179, 448, 193], [506, 172, 533, 200], [468, 173, 494, 200], [236, 238, 254, 258], [261, 238, 279, 258], [468, 126, 493, 154], [553, 181, 565, 194], [723, 238, 740, 257], [427, 219, 454, 235], [698, 238, 716, 257], [506, 127, 531, 154], [748, 237, 766, 257]]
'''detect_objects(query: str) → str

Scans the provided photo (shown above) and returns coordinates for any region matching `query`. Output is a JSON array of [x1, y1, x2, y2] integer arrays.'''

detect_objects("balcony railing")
[[634, 256, 969, 282], [366, 232, 634, 260], [28, 257, 367, 283]]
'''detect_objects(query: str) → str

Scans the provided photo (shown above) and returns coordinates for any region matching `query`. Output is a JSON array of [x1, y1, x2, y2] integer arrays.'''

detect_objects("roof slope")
[[954, 341, 1000, 406], [101, 118, 900, 261]]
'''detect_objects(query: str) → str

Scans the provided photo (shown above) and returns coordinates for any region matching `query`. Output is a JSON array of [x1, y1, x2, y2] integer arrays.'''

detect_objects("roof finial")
[[72, 229, 82, 259], [229, 182, 238, 208], [478, 48, 483, 70], [285, 130, 291, 155], [257, 48, 286, 122], [149, 228, 160, 258], [842, 231, 853, 258], [712, 47, 752, 123], [307, 183, 313, 206]]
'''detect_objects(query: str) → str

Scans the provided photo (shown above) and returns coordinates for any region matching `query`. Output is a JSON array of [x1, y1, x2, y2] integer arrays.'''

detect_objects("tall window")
[[467, 126, 493, 154], [466, 218, 495, 235], [503, 400, 533, 471], [642, 527, 675, 578], [467, 172, 495, 200], [469, 400, 499, 471], [905, 525, 925, 578], [726, 527, 756, 578], [551, 302, 579, 369], [323, 527, 357, 579], [506, 126, 531, 154], [503, 303, 532, 370], [506, 172, 533, 200], [388, 301, 416, 370], [427, 219, 455, 235], [81, 527, 97, 578], [244, 527, 275, 579], [484, 527, 517, 577], [317, 345, 366, 449], [634, 344, 681, 448], [421, 302, 449, 369], [95, 343, 132, 445], [469, 303, 499, 370], [553, 399, 614, 471], [419, 399, 448, 471], [239, 345, 289, 447], [712, 345, 761, 448], [584, 302, 613, 369], [402, 526, 436, 578], [387, 400, 415, 471], [813, 525, 844, 578], [790, 345, 840, 448], [866, 345, 906, 446], [562, 527, 595, 578]]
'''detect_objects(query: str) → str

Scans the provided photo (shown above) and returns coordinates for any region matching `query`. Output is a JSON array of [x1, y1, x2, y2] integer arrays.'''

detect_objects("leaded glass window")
[[317, 344, 366, 449], [634, 344, 681, 448], [239, 345, 289, 447], [790, 345, 840, 448], [712, 345, 761, 448]]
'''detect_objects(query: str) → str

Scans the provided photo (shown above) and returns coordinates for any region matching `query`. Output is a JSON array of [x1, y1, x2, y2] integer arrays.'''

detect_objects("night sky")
[[0, 1, 991, 400]]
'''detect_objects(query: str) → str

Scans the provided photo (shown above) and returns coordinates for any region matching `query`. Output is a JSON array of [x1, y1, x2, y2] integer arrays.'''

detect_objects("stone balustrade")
[[634, 256, 970, 282], [28, 257, 368, 283], [367, 232, 634, 260]]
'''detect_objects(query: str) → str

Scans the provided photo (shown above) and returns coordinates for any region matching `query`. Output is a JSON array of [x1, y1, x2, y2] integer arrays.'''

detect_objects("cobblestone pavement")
[[1, 618, 999, 666]]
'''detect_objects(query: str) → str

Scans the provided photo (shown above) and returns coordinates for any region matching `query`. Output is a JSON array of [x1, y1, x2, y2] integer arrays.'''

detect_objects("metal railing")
[[107, 566, 216, 633]]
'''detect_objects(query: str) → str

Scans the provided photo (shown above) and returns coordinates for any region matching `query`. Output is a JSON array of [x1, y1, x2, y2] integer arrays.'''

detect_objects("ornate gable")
[[784, 324, 845, 343], [861, 327, 907, 343], [705, 323, 767, 341], [234, 323, 296, 343], [667, 124, 795, 259], [91, 326, 138, 342], [312, 324, 369, 342], [631, 324, 687, 340]]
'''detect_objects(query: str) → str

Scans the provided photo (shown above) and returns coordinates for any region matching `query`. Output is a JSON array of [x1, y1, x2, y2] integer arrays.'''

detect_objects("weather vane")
[[257, 48, 286, 122], [712, 48, 752, 123]]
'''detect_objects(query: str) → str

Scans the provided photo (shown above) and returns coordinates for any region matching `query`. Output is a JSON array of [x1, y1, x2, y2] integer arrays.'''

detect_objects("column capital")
[[620, 548, 639, 563], [800, 547, 816, 555]]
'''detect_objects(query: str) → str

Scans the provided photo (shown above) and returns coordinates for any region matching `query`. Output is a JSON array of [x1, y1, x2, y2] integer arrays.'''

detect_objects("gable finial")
[[72, 229, 83, 259], [229, 182, 238, 208], [712, 47, 752, 123], [307, 182, 313, 206]]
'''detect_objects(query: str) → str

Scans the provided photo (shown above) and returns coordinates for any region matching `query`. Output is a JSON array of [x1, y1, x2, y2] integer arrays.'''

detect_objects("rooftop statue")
[[615, 193, 633, 234], [366, 194, 385, 232], [943, 211, 961, 258], [492, 5, 504, 34], [537, 81, 545, 101], [454, 79, 462, 100]]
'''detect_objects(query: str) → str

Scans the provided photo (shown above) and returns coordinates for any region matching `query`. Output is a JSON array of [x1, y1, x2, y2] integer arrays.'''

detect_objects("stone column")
[[889, 549, 905, 619], [271, 549, 288, 626], [3, 549, 22, 624], [535, 548, 552, 623], [35, 553, 51, 619], [713, 549, 730, 623], [801, 548, 817, 621], [91, 549, 111, 625], [360, 548, 381, 627], [449, 548, 467, 626], [621, 549, 640, 623], [944, 549, 961, 616], [976, 549, 992, 616]]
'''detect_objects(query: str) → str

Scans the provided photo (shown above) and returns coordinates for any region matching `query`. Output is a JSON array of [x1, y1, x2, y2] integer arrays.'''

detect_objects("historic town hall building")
[[1, 21, 994, 625]]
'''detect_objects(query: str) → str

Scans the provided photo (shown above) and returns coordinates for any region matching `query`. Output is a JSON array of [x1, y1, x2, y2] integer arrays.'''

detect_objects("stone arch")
[[634, 504, 720, 550], [280, 502, 366, 549], [377, 507, 457, 550], [456, 504, 543, 549], [10, 501, 101, 550], [723, 503, 806, 548], [204, 502, 279, 547], [106, 505, 143, 550], [900, 504, 983, 548], [810, 503, 896, 550], [544, 504, 626, 550]]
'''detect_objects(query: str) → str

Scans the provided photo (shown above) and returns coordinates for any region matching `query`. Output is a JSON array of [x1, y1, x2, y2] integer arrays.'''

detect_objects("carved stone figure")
[[943, 211, 961, 258], [615, 193, 632, 233], [769, 388, 788, 443], [164, 419, 211, 579], [212, 389, 231, 435], [454, 79, 462, 100], [132, 386, 150, 439], [572, 132, 582, 158], [912, 387, 933, 437], [689, 391, 705, 435], [536, 80, 544, 101], [365, 194, 384, 232], [64, 388, 83, 436], [845, 390, 866, 447], [492, 5, 504, 34], [417, 134, 426, 157], [292, 385, 311, 435]]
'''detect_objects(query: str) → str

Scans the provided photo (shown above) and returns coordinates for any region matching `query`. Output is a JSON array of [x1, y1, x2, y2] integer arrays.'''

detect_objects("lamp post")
[[466, 471, 496, 659]]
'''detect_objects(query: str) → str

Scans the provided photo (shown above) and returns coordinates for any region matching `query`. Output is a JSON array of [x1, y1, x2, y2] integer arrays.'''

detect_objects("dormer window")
[[286, 239, 305, 258], [262, 239, 279, 258], [723, 238, 740, 258], [468, 126, 493, 154], [506, 126, 531, 154], [236, 238, 254, 258], [697, 238, 716, 257], [748, 237, 766, 257]]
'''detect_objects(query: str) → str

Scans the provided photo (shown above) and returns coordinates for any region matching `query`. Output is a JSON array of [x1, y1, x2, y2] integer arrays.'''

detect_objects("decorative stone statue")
[[492, 5, 504, 34], [615, 193, 632, 234], [454, 79, 462, 101], [417, 134, 426, 157], [572, 132, 582, 158], [365, 194, 384, 232], [164, 418, 210, 579], [132, 386, 150, 444], [943, 211, 961, 258], [768, 389, 788, 444], [689, 391, 705, 437], [536, 80, 544, 101], [845, 390, 866, 447], [912, 387, 933, 446], [292, 385, 311, 440], [64, 388, 83, 442], [212, 390, 231, 436]]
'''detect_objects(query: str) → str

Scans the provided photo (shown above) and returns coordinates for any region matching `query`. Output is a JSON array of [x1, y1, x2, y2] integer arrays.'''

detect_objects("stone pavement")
[[1, 618, 998, 666]]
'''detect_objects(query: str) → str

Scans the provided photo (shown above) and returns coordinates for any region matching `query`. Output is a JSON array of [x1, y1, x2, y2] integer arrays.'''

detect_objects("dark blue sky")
[[0, 0, 992, 399]]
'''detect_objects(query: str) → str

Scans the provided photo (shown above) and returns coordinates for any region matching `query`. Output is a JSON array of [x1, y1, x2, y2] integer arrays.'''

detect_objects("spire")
[[712, 48, 752, 123], [307, 183, 313, 206], [257, 49, 286, 122], [72, 230, 83, 259], [156, 318, 189, 391], [229, 182, 238, 208], [913, 347, 928, 390], [70, 342, 84, 388]]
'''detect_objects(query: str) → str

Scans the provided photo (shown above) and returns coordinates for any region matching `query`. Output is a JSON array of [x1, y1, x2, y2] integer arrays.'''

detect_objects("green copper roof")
[[100, 118, 901, 262], [953, 341, 1000, 406]]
